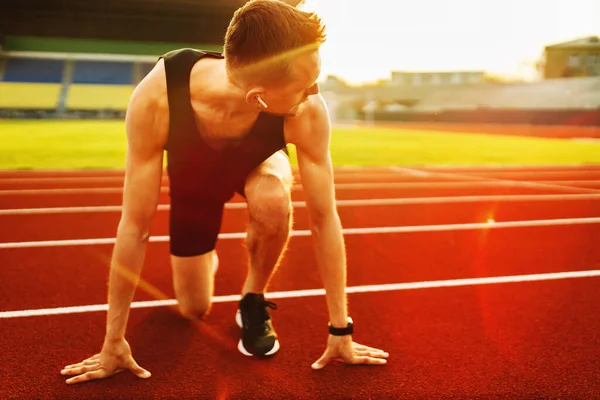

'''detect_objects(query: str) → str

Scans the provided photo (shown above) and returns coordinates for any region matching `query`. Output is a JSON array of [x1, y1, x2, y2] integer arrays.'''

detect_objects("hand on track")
[[60, 338, 150, 384], [311, 335, 389, 370]]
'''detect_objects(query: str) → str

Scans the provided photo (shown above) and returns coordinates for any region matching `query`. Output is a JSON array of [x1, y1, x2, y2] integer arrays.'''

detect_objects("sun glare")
[[299, 0, 600, 84]]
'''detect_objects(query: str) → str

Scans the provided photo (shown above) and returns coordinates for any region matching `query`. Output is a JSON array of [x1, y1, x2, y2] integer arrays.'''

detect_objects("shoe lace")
[[245, 300, 277, 333]]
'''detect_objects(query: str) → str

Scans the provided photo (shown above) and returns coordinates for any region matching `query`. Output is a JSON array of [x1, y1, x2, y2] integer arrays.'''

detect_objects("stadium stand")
[[0, 51, 158, 117], [3, 57, 64, 83], [0, 57, 64, 109], [320, 74, 600, 126], [65, 84, 134, 111], [71, 60, 134, 85], [410, 77, 600, 111], [0, 32, 597, 126], [66, 60, 135, 111]]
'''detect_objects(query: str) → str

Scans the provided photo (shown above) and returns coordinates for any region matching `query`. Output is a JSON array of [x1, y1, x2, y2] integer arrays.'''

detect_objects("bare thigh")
[[244, 150, 294, 215], [171, 251, 216, 320], [171, 150, 292, 318]]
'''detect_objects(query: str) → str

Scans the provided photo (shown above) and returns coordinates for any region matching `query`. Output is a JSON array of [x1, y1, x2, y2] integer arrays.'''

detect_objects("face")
[[252, 50, 321, 116]]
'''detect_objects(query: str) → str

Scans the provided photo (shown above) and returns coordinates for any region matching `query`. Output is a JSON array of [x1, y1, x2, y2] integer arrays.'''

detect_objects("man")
[[61, 0, 388, 384]]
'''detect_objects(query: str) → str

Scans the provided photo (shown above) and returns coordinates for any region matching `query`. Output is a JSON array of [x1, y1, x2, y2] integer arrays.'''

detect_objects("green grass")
[[1, 119, 599, 169]]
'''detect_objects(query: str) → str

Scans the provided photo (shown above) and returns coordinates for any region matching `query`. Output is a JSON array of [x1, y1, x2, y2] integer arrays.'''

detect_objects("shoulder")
[[125, 59, 170, 152], [284, 93, 331, 149]]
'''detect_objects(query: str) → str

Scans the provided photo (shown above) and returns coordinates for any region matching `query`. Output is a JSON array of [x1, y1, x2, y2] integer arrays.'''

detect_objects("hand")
[[60, 338, 151, 384], [311, 335, 389, 370]]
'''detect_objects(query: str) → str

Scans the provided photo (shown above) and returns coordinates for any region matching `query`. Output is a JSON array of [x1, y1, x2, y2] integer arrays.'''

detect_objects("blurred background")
[[0, 0, 599, 126]]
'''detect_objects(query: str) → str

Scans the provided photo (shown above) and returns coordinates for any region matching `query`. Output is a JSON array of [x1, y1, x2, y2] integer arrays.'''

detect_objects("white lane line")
[[2, 269, 599, 319], [0, 170, 416, 185], [1, 217, 598, 249], [400, 169, 600, 179], [1, 180, 600, 196], [2, 193, 600, 215], [388, 167, 431, 177], [0, 187, 155, 195], [458, 171, 600, 179], [418, 163, 599, 171], [0, 172, 399, 184], [397, 168, 600, 195], [0, 163, 597, 178], [0, 176, 138, 184]]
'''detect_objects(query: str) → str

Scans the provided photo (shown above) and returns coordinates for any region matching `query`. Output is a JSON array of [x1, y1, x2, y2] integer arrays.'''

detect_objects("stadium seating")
[[1, 51, 597, 125], [65, 84, 134, 110], [3, 57, 65, 83], [0, 82, 62, 109], [412, 77, 600, 111], [65, 60, 135, 110], [0, 57, 143, 111], [0, 57, 64, 109]]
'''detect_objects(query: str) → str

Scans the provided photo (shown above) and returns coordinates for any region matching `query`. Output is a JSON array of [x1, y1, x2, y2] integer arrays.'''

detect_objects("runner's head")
[[224, 0, 326, 116]]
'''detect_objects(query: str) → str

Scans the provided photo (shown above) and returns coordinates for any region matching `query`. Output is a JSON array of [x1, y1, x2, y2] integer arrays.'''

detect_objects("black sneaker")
[[235, 293, 280, 357]]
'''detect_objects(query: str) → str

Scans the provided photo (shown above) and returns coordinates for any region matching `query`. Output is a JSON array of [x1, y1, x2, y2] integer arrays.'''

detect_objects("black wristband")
[[328, 317, 354, 336]]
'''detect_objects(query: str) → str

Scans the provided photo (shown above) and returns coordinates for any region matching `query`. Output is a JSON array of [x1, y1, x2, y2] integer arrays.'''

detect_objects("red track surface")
[[374, 122, 600, 138], [1, 165, 600, 399]]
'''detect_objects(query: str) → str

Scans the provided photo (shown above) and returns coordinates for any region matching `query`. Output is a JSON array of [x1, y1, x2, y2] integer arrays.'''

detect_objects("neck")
[[192, 60, 260, 120]]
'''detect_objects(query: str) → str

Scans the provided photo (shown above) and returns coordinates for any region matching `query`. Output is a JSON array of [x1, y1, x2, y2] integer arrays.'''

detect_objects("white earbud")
[[256, 95, 268, 109]]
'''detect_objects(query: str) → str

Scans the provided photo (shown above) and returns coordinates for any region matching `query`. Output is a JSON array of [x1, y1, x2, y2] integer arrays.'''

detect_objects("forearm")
[[311, 212, 348, 327], [104, 225, 149, 341]]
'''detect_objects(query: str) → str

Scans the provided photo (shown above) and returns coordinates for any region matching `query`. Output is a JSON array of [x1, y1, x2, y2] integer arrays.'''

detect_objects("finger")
[[350, 356, 388, 366], [353, 343, 386, 353], [311, 350, 334, 370], [65, 370, 107, 385], [355, 350, 389, 359], [63, 354, 100, 370], [126, 358, 151, 379], [61, 363, 100, 376]]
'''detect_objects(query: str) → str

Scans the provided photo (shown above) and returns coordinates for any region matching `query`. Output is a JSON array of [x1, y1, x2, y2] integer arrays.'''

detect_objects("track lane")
[[1, 223, 598, 312], [0, 196, 599, 242], [1, 277, 599, 399], [1, 165, 599, 399], [0, 173, 487, 190], [0, 184, 582, 209], [2, 166, 600, 191], [0, 164, 599, 179]]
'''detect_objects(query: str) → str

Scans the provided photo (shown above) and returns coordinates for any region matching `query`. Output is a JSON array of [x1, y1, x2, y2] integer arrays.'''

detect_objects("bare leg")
[[241, 152, 294, 296], [171, 250, 218, 320]]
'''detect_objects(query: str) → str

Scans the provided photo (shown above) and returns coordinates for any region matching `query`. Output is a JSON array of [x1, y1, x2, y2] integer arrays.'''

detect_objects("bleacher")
[[406, 77, 600, 112], [1, 47, 598, 126], [0, 58, 64, 109], [0, 54, 157, 117], [67, 60, 136, 110]]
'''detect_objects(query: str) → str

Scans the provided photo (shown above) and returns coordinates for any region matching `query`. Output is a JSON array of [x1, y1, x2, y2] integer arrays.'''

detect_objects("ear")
[[245, 88, 267, 109]]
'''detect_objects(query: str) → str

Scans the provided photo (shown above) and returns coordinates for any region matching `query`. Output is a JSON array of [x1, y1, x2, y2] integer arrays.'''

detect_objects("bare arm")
[[287, 94, 388, 370], [104, 73, 167, 342], [286, 95, 347, 327], [61, 62, 169, 384]]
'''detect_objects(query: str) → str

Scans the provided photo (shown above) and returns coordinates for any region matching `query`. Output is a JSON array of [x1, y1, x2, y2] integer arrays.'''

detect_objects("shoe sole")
[[235, 310, 280, 357]]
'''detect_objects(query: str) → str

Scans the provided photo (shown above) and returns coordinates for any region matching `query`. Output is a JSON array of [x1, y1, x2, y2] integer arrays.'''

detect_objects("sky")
[[299, 0, 600, 84]]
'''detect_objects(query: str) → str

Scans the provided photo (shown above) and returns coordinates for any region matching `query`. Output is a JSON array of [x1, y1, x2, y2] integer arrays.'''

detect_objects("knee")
[[247, 174, 292, 234], [177, 298, 212, 321]]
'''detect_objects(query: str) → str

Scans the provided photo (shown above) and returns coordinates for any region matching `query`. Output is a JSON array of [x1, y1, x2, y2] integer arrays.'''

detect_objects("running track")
[[1, 165, 599, 399]]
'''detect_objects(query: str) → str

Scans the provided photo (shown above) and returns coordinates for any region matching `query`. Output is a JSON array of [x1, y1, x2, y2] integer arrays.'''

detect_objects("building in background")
[[388, 71, 485, 86], [543, 36, 600, 79]]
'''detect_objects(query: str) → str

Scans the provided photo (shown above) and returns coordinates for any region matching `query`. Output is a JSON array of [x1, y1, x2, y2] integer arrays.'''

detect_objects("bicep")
[[120, 145, 164, 230], [292, 96, 336, 220], [119, 81, 166, 231], [297, 147, 336, 220]]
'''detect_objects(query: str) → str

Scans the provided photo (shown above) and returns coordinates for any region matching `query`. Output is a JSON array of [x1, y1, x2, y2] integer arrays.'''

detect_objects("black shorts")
[[169, 148, 289, 257]]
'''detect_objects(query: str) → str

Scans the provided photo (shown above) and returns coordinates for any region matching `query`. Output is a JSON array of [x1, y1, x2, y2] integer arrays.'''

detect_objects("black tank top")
[[160, 48, 287, 203]]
